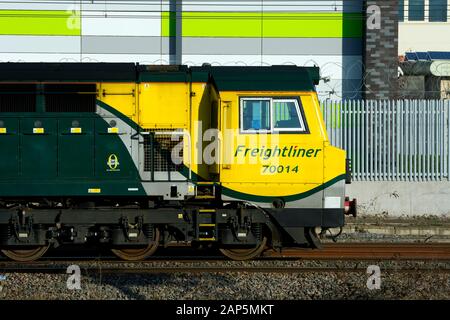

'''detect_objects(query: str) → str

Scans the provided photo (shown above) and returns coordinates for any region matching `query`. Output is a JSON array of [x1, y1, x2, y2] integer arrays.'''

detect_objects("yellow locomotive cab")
[[192, 66, 348, 215], [218, 91, 346, 206]]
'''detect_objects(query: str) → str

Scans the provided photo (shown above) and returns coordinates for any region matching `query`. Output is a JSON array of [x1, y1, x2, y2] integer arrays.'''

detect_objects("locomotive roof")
[[191, 65, 320, 91], [0, 63, 137, 82], [0, 63, 319, 92]]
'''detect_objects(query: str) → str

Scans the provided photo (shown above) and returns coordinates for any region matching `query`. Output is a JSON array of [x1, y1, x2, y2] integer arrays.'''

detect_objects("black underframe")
[[0, 207, 344, 247]]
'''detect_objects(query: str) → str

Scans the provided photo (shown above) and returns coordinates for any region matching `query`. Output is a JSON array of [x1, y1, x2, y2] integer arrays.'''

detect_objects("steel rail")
[[0, 243, 449, 272], [1, 265, 449, 274], [265, 243, 450, 260]]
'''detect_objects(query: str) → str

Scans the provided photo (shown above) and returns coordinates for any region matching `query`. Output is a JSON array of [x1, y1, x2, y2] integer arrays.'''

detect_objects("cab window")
[[273, 99, 305, 132], [241, 98, 271, 132], [240, 97, 306, 133]]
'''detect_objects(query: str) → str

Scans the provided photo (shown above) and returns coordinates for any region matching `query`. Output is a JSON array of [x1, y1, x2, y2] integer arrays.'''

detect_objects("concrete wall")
[[347, 181, 450, 217], [398, 0, 450, 54], [399, 23, 450, 53]]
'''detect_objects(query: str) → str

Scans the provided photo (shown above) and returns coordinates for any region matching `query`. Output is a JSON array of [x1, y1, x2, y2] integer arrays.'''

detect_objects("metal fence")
[[321, 100, 450, 181]]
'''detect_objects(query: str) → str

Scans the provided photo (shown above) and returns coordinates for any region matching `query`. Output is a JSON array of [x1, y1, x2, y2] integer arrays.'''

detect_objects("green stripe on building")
[[162, 12, 363, 38], [162, 11, 177, 38], [0, 10, 80, 36]]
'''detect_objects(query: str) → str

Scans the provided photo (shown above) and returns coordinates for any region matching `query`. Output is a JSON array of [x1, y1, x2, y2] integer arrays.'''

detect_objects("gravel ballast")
[[1, 216, 449, 300], [0, 260, 449, 300]]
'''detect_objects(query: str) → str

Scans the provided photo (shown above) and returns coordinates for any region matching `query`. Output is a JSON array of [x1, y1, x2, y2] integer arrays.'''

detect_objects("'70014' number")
[[262, 165, 299, 174]]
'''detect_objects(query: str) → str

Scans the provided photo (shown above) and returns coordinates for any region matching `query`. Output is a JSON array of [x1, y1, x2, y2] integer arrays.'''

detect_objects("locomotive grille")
[[143, 129, 184, 172], [0, 84, 36, 112], [45, 84, 96, 112]]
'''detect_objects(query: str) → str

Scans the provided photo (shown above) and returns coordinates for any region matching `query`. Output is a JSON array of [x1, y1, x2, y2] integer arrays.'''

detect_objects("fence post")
[[448, 100, 450, 181]]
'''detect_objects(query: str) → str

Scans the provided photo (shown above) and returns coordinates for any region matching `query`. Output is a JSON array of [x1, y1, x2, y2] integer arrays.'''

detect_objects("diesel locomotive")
[[0, 63, 354, 261]]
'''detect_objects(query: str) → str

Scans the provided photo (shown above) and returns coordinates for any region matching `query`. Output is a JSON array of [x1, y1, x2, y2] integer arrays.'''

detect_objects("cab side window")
[[273, 99, 306, 132], [240, 97, 307, 133], [241, 98, 271, 132]]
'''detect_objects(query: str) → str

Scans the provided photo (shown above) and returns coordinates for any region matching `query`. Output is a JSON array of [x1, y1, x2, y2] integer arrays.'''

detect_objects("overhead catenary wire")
[[0, 1, 446, 20], [0, 0, 397, 20]]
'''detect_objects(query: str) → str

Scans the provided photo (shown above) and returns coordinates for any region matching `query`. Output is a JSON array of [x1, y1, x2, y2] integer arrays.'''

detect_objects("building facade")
[[399, 0, 450, 53], [398, 1, 450, 99], [0, 0, 365, 100]]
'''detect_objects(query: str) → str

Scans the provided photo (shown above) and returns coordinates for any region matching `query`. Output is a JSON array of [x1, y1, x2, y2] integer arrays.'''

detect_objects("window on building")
[[409, 0, 425, 21], [399, 0, 405, 21], [240, 98, 306, 133], [429, 0, 448, 22]]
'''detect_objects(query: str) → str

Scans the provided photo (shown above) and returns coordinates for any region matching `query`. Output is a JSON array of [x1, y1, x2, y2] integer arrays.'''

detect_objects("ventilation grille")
[[143, 129, 184, 172], [45, 84, 96, 112], [0, 84, 36, 112]]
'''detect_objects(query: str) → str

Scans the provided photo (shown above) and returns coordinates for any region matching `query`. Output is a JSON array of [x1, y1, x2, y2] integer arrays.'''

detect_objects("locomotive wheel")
[[219, 236, 268, 261], [1, 245, 50, 262], [111, 229, 160, 261]]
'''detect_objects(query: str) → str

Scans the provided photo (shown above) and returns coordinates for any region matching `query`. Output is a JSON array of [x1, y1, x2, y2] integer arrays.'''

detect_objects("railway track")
[[266, 243, 450, 260], [0, 243, 449, 274], [1, 264, 449, 274]]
